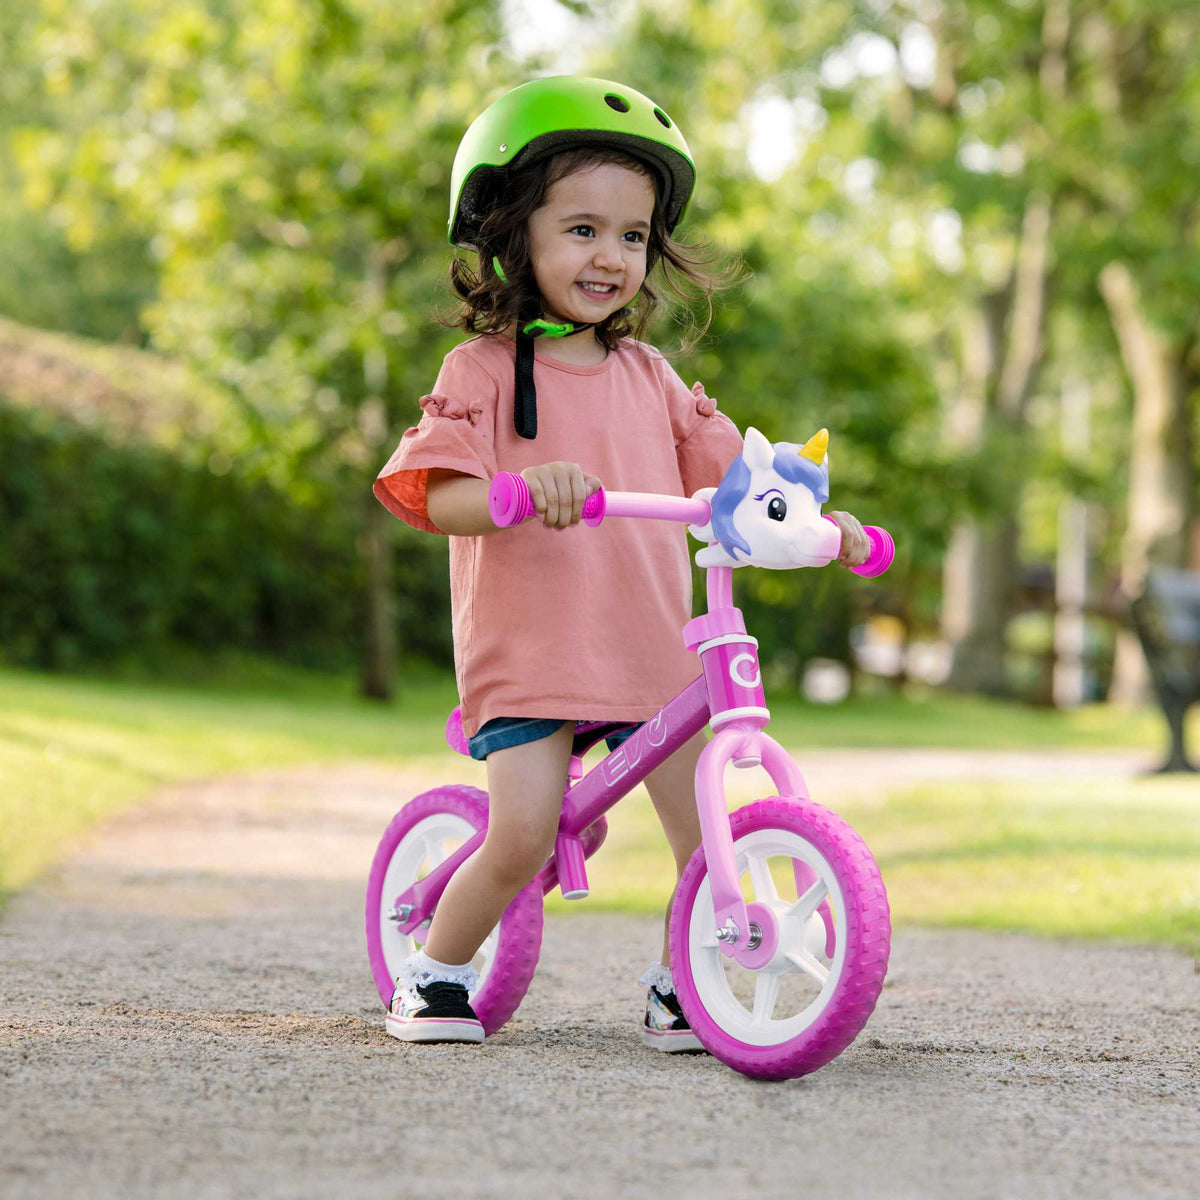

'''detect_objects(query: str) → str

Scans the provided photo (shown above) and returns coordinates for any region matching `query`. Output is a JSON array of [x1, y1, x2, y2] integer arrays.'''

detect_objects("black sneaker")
[[643, 984, 704, 1053], [387, 979, 484, 1044]]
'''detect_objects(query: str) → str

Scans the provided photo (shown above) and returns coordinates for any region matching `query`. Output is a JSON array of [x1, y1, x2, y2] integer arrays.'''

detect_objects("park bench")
[[1129, 567, 1200, 772]]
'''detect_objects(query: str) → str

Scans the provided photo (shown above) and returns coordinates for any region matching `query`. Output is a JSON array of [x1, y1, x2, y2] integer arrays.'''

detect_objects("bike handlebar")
[[487, 471, 607, 528], [486, 471, 894, 577]]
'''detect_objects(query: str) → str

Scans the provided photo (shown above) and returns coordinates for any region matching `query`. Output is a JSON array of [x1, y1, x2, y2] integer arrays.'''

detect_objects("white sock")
[[638, 962, 675, 993], [398, 947, 480, 992], [417, 948, 474, 973]]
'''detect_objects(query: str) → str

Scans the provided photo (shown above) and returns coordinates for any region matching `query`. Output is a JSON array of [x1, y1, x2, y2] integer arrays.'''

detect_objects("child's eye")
[[568, 226, 645, 244]]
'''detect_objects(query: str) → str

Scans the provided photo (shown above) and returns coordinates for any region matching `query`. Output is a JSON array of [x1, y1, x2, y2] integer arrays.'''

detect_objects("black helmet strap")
[[512, 311, 596, 440]]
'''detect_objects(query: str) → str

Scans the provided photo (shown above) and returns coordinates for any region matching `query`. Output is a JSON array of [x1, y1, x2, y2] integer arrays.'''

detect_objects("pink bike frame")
[[389, 488, 822, 971]]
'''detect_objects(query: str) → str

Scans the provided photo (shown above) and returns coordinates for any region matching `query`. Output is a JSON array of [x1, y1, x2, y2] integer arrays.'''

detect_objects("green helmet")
[[448, 75, 696, 250]]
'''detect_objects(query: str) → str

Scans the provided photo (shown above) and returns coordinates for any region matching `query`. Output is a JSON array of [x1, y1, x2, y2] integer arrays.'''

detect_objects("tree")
[[1081, 3, 1200, 700], [574, 1, 952, 675], [17, 0, 517, 697], [0, 4, 157, 340]]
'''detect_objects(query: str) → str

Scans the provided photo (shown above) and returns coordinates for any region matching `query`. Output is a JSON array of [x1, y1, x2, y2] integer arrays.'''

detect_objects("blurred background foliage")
[[1, 0, 1197, 706]]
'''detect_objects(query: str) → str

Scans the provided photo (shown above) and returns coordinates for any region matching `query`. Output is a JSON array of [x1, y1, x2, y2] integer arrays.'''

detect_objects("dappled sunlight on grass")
[[848, 776, 1200, 952], [5, 663, 1197, 950], [878, 855, 1198, 949], [0, 733, 154, 900], [764, 689, 1186, 750], [0, 665, 456, 900], [551, 774, 1200, 953]]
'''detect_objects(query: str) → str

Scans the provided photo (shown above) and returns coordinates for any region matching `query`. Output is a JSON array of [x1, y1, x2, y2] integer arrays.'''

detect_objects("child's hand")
[[520, 462, 603, 529], [826, 510, 871, 567]]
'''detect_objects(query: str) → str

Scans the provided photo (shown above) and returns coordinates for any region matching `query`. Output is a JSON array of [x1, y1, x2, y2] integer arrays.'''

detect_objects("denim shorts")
[[468, 717, 643, 762]]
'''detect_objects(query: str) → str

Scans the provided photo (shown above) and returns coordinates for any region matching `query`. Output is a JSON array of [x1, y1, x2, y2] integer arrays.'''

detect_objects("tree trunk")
[[941, 303, 993, 688], [942, 520, 1016, 694], [1053, 377, 1091, 707], [943, 196, 1052, 694], [1097, 261, 1195, 704]]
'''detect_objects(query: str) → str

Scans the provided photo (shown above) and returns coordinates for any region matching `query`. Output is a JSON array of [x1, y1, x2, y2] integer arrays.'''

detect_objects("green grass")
[[558, 776, 1200, 955], [3, 662, 1197, 952], [0, 660, 457, 904], [861, 776, 1200, 951], [751, 686, 1176, 750]]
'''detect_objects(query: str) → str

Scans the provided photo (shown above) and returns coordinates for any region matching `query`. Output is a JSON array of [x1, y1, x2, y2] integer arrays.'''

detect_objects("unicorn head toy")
[[486, 423, 892, 574], [689, 427, 845, 570]]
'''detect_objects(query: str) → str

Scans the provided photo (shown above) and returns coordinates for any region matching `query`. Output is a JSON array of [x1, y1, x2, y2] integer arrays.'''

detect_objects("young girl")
[[373, 76, 869, 1048]]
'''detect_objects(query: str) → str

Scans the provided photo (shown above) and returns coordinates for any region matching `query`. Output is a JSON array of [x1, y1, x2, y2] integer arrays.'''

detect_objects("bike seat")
[[570, 721, 638, 757]]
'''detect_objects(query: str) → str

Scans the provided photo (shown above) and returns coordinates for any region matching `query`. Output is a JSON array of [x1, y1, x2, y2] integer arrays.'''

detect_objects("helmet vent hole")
[[653, 108, 671, 128], [604, 94, 630, 114]]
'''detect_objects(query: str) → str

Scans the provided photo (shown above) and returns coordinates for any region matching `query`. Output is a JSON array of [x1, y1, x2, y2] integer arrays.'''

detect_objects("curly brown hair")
[[438, 145, 743, 356]]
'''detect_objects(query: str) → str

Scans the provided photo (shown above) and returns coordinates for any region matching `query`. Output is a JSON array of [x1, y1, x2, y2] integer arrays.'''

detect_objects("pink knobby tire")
[[669, 796, 890, 1081], [364, 786, 543, 1036]]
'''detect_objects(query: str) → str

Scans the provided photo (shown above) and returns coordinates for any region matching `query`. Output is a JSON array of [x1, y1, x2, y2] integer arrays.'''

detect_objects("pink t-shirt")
[[374, 333, 743, 737]]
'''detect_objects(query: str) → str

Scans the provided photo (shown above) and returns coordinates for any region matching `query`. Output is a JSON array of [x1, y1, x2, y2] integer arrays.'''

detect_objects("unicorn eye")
[[767, 496, 787, 522]]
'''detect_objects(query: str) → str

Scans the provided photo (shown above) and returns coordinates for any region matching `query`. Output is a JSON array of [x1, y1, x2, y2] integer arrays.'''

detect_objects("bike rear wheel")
[[669, 796, 890, 1080], [364, 785, 543, 1036]]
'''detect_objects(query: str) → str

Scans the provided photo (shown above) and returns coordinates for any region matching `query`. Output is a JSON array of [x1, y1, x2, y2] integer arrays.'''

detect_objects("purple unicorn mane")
[[709, 441, 830, 561]]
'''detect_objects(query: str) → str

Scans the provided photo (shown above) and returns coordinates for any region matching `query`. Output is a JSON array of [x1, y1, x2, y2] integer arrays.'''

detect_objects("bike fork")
[[388, 809, 594, 932], [388, 827, 485, 936], [694, 722, 808, 970]]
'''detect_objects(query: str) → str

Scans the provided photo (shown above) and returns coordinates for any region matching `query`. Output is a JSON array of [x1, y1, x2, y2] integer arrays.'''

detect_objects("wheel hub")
[[750, 899, 827, 974]]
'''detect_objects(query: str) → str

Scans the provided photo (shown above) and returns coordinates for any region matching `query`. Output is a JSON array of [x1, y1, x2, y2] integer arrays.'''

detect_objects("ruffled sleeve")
[[373, 345, 500, 534], [659, 362, 743, 497]]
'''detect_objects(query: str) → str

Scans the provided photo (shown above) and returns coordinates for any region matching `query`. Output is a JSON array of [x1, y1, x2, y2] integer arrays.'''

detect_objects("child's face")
[[526, 161, 656, 329]]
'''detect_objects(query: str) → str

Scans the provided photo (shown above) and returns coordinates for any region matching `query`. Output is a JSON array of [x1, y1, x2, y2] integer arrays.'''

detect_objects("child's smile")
[[527, 161, 656, 332]]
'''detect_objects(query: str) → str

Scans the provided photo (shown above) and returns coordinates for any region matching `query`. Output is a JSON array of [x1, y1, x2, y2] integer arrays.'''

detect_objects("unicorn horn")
[[799, 428, 829, 464]]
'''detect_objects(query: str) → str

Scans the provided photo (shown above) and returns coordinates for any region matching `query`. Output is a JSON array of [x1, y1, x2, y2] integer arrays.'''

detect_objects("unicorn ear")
[[742, 426, 775, 471]]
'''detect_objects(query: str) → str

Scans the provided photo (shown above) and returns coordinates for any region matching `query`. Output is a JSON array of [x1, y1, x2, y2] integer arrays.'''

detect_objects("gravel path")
[[1, 752, 1196, 1199]]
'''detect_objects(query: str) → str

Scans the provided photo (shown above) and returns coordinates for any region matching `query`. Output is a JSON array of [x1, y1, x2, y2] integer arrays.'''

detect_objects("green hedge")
[[0, 400, 450, 671]]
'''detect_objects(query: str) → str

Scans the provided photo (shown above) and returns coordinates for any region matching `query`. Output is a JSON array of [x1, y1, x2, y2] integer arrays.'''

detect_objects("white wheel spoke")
[[786, 878, 828, 924], [786, 948, 830, 985], [379, 813, 480, 994], [684, 821, 858, 1049], [751, 972, 781, 1025], [746, 854, 779, 902]]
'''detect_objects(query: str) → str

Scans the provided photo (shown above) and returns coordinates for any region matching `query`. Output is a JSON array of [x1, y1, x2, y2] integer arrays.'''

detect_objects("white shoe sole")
[[386, 1012, 484, 1044], [642, 1026, 706, 1053]]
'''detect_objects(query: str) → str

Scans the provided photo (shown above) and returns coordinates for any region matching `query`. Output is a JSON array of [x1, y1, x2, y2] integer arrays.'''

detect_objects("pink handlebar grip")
[[822, 516, 895, 576], [487, 472, 534, 526], [582, 488, 606, 526], [854, 525, 895, 577], [488, 471, 606, 528]]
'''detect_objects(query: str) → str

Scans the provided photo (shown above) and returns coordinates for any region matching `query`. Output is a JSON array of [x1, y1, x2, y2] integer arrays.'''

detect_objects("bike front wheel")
[[364, 785, 543, 1036], [669, 796, 890, 1081]]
